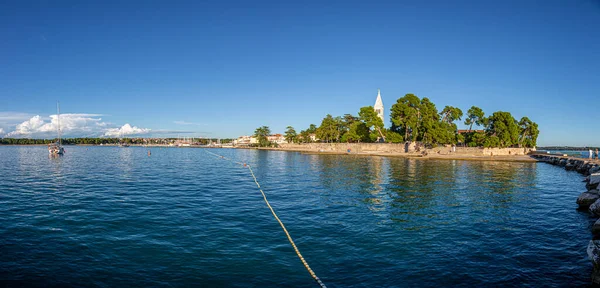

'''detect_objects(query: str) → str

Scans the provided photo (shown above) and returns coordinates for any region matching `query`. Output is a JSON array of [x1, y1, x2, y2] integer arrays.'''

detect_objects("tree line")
[[257, 93, 539, 148]]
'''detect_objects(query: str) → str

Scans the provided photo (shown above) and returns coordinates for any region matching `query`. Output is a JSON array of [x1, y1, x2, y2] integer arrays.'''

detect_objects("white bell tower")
[[374, 88, 384, 123]]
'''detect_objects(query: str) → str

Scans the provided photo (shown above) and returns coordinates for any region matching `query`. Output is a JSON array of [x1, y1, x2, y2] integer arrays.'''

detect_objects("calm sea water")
[[0, 146, 592, 287]]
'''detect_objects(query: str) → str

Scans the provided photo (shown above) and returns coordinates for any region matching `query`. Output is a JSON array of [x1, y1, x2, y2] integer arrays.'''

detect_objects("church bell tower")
[[374, 88, 384, 123]]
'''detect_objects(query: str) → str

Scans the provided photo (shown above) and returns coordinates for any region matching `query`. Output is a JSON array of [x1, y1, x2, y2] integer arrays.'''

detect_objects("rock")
[[591, 173, 600, 185], [577, 192, 600, 209], [593, 219, 600, 235], [566, 163, 575, 171], [589, 240, 600, 284], [590, 200, 600, 216], [559, 158, 567, 167], [591, 166, 600, 174], [588, 173, 600, 190]]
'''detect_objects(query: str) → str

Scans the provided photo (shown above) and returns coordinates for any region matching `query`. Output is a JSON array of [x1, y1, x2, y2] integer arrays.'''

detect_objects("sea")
[[0, 146, 593, 287]]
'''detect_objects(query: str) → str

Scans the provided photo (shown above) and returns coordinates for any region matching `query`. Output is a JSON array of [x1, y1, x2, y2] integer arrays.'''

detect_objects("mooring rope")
[[203, 149, 327, 288]]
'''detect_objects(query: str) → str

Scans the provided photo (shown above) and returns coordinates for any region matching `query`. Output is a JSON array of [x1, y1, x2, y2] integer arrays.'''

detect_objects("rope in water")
[[203, 149, 327, 288]]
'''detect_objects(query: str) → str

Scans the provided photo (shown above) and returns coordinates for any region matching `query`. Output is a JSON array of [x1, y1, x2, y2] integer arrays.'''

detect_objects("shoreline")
[[239, 146, 540, 162]]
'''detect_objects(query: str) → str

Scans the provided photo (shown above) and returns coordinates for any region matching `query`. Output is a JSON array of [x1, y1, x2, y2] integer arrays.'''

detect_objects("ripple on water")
[[0, 146, 592, 286]]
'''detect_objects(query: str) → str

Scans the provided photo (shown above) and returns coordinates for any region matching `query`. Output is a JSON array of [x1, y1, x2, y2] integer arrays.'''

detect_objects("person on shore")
[[590, 149, 594, 159], [596, 148, 599, 160]]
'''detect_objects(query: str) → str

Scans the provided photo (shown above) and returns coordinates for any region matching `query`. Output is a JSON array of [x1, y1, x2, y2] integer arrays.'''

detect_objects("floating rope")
[[203, 149, 327, 288]]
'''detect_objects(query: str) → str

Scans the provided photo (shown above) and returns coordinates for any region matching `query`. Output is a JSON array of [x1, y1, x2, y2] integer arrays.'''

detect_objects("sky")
[[0, 0, 599, 146]]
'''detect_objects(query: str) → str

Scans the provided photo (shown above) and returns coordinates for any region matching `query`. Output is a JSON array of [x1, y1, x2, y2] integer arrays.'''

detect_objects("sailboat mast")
[[57, 102, 61, 146]]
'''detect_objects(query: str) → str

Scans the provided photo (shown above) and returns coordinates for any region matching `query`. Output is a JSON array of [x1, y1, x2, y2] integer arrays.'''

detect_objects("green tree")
[[464, 106, 485, 132], [483, 135, 501, 148], [358, 106, 385, 142], [341, 121, 369, 143], [390, 94, 421, 141], [317, 114, 341, 143], [254, 126, 271, 147], [486, 111, 519, 147], [440, 106, 463, 124], [518, 117, 539, 148], [298, 130, 310, 143], [338, 114, 357, 141], [284, 126, 297, 143], [417, 97, 440, 144], [384, 129, 404, 143]]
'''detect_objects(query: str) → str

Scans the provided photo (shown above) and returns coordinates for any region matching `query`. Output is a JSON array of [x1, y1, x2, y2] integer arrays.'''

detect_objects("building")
[[267, 134, 286, 144], [234, 134, 286, 145], [374, 88, 384, 123], [234, 135, 256, 146]]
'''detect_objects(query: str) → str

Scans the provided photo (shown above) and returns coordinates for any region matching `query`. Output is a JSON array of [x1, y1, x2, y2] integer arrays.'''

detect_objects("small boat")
[[48, 102, 65, 156]]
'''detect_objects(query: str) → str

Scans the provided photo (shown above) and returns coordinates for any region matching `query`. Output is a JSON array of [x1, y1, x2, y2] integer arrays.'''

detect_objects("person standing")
[[596, 148, 599, 160], [590, 148, 594, 159]]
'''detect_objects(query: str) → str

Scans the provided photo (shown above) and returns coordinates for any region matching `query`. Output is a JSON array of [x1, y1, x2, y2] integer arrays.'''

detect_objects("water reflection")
[[314, 155, 540, 231], [117, 147, 134, 180]]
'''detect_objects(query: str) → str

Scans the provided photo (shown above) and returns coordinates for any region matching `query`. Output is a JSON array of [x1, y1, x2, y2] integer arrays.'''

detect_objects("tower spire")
[[373, 88, 384, 123]]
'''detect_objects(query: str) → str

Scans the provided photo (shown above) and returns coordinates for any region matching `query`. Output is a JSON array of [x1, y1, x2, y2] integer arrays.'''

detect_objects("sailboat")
[[48, 102, 65, 156]]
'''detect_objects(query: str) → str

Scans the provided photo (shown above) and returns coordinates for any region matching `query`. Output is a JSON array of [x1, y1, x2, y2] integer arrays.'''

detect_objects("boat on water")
[[48, 102, 65, 156]]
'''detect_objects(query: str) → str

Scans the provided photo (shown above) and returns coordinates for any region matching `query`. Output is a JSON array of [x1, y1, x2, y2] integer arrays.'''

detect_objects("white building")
[[374, 88, 384, 123], [234, 134, 286, 145], [267, 134, 286, 144], [234, 135, 257, 145]]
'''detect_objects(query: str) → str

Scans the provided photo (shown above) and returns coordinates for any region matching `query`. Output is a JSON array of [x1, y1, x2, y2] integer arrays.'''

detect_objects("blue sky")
[[1, 0, 598, 146]]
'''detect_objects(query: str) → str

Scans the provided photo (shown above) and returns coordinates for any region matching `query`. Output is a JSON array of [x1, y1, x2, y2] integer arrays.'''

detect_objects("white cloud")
[[6, 114, 104, 138], [4, 113, 151, 138], [103, 124, 151, 137]]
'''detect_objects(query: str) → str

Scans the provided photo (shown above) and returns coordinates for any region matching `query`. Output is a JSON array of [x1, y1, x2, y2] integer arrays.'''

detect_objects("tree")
[[298, 130, 310, 143], [359, 106, 385, 142], [339, 114, 358, 141], [518, 117, 539, 148], [384, 129, 403, 143], [254, 126, 271, 147], [390, 94, 421, 141], [417, 97, 440, 144], [464, 106, 485, 132], [341, 121, 369, 143], [284, 126, 297, 143], [440, 106, 463, 124], [317, 114, 341, 143], [486, 111, 519, 147]]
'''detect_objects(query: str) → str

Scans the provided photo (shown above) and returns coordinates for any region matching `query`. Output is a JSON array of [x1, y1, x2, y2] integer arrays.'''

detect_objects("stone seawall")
[[277, 143, 534, 156], [532, 154, 600, 283]]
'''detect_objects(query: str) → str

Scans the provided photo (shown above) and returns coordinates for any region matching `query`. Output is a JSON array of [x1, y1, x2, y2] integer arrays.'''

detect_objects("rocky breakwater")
[[532, 154, 600, 283]]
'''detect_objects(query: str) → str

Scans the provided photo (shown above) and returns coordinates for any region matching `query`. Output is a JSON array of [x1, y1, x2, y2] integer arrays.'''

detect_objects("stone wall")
[[277, 143, 406, 153], [277, 142, 535, 155]]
